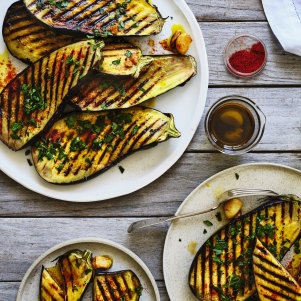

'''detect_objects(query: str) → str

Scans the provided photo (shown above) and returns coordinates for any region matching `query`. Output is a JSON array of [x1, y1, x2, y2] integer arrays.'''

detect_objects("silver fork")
[[127, 189, 278, 233]]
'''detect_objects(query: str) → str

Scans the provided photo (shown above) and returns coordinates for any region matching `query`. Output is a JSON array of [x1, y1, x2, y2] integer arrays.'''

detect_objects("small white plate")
[[17, 238, 160, 301], [0, 0, 208, 202], [163, 163, 301, 300]]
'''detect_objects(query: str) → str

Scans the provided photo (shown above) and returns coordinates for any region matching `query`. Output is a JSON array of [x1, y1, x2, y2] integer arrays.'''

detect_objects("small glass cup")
[[224, 34, 267, 78], [204, 96, 266, 155]]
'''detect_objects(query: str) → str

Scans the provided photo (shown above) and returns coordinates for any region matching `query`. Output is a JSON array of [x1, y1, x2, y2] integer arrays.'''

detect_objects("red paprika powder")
[[228, 42, 266, 75]]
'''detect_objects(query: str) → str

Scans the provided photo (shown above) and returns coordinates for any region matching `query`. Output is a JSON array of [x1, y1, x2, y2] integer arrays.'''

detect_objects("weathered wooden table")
[[1, 1, 301, 300]]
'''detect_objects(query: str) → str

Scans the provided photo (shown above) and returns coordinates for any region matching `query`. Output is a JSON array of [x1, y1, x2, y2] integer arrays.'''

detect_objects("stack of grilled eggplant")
[[189, 195, 301, 301], [1, 0, 198, 184], [41, 249, 143, 301]]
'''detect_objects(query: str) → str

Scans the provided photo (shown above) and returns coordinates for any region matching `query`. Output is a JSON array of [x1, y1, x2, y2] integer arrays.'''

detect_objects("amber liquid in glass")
[[209, 103, 255, 147]]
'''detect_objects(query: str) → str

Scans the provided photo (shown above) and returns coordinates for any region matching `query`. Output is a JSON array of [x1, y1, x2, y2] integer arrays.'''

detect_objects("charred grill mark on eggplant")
[[31, 107, 180, 184], [0, 40, 102, 151], [189, 197, 301, 301], [3, 2, 81, 64], [24, 0, 165, 37], [69, 55, 197, 111], [94, 270, 142, 301]]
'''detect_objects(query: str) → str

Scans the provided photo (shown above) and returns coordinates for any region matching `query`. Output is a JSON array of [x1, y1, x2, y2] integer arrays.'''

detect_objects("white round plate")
[[163, 163, 301, 300], [0, 0, 208, 202], [17, 237, 160, 301]]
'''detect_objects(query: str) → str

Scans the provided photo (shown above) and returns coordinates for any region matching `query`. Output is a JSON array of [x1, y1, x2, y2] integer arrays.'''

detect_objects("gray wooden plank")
[[188, 87, 301, 151], [187, 0, 265, 21], [0, 281, 169, 301], [0, 218, 168, 281], [0, 153, 300, 217], [201, 22, 301, 85]]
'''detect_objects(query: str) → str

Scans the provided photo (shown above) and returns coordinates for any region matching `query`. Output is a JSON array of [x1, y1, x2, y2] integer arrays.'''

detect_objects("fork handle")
[[127, 205, 219, 233]]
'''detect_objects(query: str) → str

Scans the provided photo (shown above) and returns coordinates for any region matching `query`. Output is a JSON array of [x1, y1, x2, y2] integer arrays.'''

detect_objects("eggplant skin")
[[189, 196, 301, 301], [24, 0, 165, 36], [94, 270, 143, 301], [0, 40, 102, 151], [40, 266, 65, 301], [253, 239, 301, 301], [69, 55, 197, 111], [58, 249, 93, 301], [3, 1, 81, 64], [31, 107, 181, 184]]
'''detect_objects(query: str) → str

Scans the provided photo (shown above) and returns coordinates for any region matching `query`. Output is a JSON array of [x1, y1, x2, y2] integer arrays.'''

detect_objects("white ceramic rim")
[[16, 237, 160, 301], [163, 162, 301, 300], [0, 0, 209, 202]]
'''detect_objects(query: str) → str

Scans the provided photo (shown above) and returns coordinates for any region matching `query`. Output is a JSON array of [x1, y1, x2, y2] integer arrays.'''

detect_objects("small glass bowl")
[[204, 95, 266, 155], [224, 34, 267, 78]]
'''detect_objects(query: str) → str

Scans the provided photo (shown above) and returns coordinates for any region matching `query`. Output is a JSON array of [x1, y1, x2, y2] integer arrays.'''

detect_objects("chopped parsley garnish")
[[118, 166, 125, 173], [203, 229, 207, 234], [112, 58, 121, 66], [57, 164, 64, 172], [36, 0, 45, 9], [139, 87, 146, 92], [85, 269, 92, 275], [73, 285, 78, 291], [25, 149, 31, 156], [70, 137, 87, 152], [131, 125, 139, 136], [10, 122, 23, 133], [203, 220, 213, 227], [21, 84, 47, 115], [10, 134, 20, 139], [235, 173, 239, 180], [125, 50, 132, 58], [27, 159, 33, 166], [215, 212, 222, 221]]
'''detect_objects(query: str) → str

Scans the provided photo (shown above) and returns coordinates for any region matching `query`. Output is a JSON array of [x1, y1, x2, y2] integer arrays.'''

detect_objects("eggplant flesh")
[[94, 270, 142, 301], [59, 249, 93, 301], [97, 42, 153, 77], [31, 107, 180, 184], [24, 0, 165, 36], [0, 40, 102, 151], [253, 239, 301, 301], [70, 55, 197, 111], [3, 1, 81, 64], [189, 195, 301, 301], [40, 267, 65, 301]]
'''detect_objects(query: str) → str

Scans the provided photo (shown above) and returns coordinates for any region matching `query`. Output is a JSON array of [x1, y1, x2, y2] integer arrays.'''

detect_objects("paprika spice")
[[228, 41, 266, 75]]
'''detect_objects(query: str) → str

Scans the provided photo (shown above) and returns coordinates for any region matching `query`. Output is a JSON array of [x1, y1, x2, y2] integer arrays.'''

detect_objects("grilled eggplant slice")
[[40, 266, 65, 301], [253, 239, 301, 301], [24, 0, 165, 36], [0, 40, 102, 151], [32, 107, 180, 184], [94, 270, 142, 301], [70, 55, 197, 111], [189, 195, 301, 301], [98, 42, 153, 77], [3, 1, 81, 64], [59, 249, 93, 301]]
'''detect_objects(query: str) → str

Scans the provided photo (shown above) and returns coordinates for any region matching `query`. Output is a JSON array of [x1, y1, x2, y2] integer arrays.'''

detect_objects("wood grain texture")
[[201, 22, 301, 85], [0, 153, 300, 217], [0, 218, 168, 281], [186, 0, 265, 21]]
